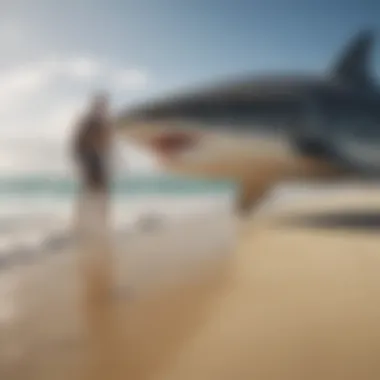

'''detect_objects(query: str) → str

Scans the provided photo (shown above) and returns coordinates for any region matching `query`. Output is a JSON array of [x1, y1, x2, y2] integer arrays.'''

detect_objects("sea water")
[[0, 174, 238, 274]]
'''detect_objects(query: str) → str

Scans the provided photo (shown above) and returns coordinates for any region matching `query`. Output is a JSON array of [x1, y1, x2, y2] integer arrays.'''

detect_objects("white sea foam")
[[0, 190, 236, 274]]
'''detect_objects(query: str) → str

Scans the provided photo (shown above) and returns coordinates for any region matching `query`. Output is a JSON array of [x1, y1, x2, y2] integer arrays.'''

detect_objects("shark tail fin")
[[331, 30, 375, 86]]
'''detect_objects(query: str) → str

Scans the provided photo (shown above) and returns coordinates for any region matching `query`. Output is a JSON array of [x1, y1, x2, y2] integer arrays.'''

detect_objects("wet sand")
[[1, 188, 380, 379]]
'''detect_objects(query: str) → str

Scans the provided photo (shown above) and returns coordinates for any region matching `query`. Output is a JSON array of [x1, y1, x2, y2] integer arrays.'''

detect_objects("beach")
[[1, 182, 380, 379]]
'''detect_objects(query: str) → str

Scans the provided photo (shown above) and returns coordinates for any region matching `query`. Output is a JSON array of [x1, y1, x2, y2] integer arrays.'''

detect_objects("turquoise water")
[[0, 174, 237, 273], [0, 175, 238, 198]]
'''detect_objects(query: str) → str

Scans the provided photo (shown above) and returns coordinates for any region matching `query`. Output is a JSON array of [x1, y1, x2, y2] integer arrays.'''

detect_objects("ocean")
[[0, 174, 238, 273]]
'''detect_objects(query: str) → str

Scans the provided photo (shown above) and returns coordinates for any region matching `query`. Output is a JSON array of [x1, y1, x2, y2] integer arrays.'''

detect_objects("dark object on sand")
[[277, 210, 380, 232], [44, 232, 72, 252], [136, 213, 165, 232]]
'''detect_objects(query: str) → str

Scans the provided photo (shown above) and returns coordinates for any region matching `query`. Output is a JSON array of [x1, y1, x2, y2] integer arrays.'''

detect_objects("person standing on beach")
[[71, 92, 115, 301], [72, 92, 113, 196]]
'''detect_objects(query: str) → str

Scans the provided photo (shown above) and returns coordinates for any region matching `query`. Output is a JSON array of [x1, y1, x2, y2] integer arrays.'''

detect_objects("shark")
[[118, 30, 380, 211]]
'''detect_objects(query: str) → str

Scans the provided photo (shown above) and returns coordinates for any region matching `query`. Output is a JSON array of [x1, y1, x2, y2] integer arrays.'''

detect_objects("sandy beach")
[[1, 185, 380, 380]]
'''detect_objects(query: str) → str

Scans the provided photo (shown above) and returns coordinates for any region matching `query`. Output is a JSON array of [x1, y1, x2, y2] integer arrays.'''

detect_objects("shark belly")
[[167, 130, 341, 210], [121, 121, 343, 211]]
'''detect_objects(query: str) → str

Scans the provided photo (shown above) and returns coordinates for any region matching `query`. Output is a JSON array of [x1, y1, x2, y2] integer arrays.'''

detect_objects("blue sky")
[[0, 0, 378, 173]]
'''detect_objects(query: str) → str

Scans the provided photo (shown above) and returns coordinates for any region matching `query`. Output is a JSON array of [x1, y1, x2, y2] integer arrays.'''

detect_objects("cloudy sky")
[[0, 0, 378, 175]]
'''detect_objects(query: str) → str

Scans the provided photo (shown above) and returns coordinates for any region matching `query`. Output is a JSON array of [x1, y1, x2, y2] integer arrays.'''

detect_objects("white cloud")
[[63, 57, 102, 79], [0, 55, 149, 126], [0, 55, 156, 174], [0, 65, 48, 110], [112, 68, 149, 90], [0, 12, 157, 176], [0, 56, 148, 104]]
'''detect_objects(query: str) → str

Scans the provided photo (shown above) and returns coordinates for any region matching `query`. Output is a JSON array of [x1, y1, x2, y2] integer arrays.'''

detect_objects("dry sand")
[[1, 188, 380, 379]]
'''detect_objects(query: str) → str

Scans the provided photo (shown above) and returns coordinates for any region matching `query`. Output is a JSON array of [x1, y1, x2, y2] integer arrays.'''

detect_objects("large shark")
[[118, 30, 380, 211]]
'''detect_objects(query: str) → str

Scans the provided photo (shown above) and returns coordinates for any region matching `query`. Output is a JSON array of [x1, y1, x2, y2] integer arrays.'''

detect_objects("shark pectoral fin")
[[236, 155, 345, 213]]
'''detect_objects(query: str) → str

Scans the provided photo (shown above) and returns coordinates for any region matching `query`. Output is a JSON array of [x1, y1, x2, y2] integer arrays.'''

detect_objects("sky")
[[0, 0, 379, 174]]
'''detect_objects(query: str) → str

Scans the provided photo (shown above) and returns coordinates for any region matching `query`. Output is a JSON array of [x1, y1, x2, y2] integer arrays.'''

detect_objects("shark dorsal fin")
[[332, 30, 375, 87]]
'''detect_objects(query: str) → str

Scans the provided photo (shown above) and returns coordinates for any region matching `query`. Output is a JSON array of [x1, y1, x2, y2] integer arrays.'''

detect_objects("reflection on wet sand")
[[84, 258, 233, 380], [78, 191, 236, 380]]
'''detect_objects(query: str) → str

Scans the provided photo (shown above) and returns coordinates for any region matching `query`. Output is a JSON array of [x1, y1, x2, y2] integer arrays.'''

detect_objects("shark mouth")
[[148, 131, 201, 159]]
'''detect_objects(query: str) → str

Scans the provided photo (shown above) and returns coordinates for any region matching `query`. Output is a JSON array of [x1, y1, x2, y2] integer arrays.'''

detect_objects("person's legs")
[[75, 151, 113, 305]]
